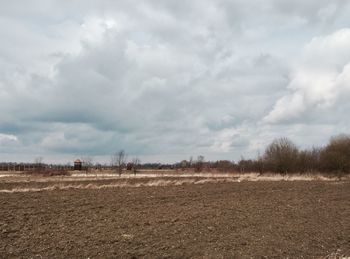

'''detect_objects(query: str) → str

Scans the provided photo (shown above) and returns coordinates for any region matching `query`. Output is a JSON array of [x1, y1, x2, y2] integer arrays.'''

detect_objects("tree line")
[[58, 134, 350, 177], [205, 135, 350, 176], [2, 134, 349, 177]]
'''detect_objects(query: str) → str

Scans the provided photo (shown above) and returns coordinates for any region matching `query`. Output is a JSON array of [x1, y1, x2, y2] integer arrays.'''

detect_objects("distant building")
[[74, 159, 82, 170]]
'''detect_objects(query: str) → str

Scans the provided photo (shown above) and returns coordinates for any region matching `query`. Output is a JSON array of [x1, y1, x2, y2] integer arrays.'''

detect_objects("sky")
[[1, 0, 350, 164]]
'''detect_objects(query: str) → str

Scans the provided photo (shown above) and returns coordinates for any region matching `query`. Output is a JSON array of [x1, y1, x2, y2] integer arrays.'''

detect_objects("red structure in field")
[[74, 159, 82, 170]]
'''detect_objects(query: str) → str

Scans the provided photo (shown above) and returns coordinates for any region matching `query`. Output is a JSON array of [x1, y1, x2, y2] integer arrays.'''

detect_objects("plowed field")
[[0, 178, 349, 258]]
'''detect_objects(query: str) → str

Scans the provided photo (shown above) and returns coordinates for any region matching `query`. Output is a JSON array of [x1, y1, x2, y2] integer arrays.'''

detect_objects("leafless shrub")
[[298, 147, 321, 173], [132, 157, 141, 175], [82, 156, 94, 173], [194, 155, 205, 172], [180, 160, 189, 171], [215, 160, 234, 172], [263, 137, 299, 174], [320, 134, 350, 177]]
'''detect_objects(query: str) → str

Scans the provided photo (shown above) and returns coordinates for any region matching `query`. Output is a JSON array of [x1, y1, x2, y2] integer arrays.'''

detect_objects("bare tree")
[[132, 157, 141, 176], [82, 156, 94, 173], [111, 150, 127, 176], [194, 155, 205, 172], [34, 156, 44, 171], [189, 156, 193, 168], [238, 155, 245, 173]]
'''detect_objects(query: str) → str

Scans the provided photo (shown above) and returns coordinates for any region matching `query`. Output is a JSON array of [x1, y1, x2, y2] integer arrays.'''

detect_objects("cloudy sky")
[[1, 0, 350, 164]]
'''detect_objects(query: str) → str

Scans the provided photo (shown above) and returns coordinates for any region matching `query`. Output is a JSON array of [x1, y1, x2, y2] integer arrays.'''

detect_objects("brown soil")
[[0, 180, 349, 258]]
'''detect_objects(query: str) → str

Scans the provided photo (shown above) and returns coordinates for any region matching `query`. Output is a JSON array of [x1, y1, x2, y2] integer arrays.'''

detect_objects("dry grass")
[[22, 169, 71, 177], [0, 178, 240, 193], [237, 172, 344, 182], [0, 170, 348, 194]]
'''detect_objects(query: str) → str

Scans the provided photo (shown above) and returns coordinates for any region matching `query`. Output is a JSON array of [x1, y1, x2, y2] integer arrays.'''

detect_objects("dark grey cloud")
[[1, 0, 350, 163]]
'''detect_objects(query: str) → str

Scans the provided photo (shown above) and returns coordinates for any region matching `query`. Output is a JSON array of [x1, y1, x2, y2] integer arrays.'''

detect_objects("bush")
[[263, 137, 299, 174], [320, 135, 350, 175], [215, 160, 234, 172], [194, 156, 205, 172], [297, 148, 321, 173]]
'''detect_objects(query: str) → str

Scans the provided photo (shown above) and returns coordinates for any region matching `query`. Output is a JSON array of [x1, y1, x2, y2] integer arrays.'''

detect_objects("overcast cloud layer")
[[1, 0, 350, 163]]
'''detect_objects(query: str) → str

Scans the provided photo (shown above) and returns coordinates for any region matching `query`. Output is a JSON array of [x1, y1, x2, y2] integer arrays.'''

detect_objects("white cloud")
[[264, 28, 350, 124], [0, 133, 18, 143]]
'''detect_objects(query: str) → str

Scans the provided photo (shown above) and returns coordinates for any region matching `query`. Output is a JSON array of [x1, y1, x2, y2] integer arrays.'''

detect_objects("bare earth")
[[0, 177, 349, 258]]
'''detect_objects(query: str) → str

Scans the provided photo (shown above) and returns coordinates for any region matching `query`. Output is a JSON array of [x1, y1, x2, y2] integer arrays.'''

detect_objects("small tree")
[[189, 156, 193, 168], [111, 150, 127, 176], [34, 157, 44, 171], [238, 156, 246, 173], [82, 156, 93, 173], [132, 157, 141, 176], [180, 160, 188, 171], [194, 155, 205, 172]]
